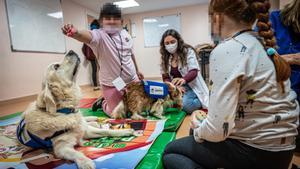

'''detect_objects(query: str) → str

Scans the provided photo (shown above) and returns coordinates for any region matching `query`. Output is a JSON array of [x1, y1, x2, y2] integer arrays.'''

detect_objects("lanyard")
[[232, 29, 253, 39], [109, 33, 123, 76]]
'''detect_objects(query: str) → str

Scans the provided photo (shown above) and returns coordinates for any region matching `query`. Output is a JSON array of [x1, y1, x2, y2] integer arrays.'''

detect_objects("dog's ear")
[[36, 82, 57, 114], [165, 82, 176, 93], [48, 82, 66, 100], [176, 87, 183, 96]]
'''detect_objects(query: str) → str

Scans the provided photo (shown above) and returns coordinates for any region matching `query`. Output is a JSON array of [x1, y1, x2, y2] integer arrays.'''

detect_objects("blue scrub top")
[[270, 10, 300, 101]]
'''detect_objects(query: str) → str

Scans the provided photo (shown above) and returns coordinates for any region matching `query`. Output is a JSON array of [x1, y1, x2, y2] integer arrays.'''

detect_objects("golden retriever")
[[16, 50, 134, 169], [112, 81, 183, 120]]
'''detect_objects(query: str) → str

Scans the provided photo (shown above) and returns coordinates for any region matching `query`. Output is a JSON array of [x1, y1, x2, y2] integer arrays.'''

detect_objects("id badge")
[[112, 76, 126, 91], [149, 86, 164, 95]]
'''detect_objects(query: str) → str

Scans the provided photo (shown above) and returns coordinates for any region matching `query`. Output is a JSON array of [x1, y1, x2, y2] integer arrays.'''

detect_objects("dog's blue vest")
[[17, 119, 53, 149], [143, 81, 169, 99], [16, 108, 74, 149]]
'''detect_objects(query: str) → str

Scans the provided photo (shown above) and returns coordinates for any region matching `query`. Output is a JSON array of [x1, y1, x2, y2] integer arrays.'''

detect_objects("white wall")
[[124, 4, 211, 78], [270, 0, 280, 10], [0, 0, 98, 101], [270, 0, 280, 11], [280, 0, 292, 9]]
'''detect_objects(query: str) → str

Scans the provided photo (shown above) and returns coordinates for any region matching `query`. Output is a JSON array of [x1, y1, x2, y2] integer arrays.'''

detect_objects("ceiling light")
[[47, 12, 63, 19], [143, 18, 158, 23], [158, 24, 169, 27], [114, 0, 139, 8]]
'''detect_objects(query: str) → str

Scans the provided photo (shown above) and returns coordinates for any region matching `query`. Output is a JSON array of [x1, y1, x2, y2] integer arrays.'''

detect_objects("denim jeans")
[[182, 85, 202, 114]]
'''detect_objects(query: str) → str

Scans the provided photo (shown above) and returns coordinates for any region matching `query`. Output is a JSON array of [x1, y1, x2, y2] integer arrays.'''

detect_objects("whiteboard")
[[5, 0, 66, 53], [143, 14, 181, 47]]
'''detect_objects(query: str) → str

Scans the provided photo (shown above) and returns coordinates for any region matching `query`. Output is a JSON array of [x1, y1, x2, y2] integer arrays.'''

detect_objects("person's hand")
[[171, 78, 186, 86], [177, 86, 186, 94], [61, 23, 78, 37], [137, 71, 144, 80], [190, 111, 200, 129], [190, 110, 207, 129], [281, 53, 300, 65]]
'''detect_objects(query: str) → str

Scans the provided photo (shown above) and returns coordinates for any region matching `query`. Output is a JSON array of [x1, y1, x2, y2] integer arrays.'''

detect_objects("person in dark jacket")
[[82, 19, 100, 90]]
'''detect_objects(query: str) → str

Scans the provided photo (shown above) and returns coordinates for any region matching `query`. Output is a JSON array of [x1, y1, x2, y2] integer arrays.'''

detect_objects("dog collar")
[[57, 108, 76, 114]]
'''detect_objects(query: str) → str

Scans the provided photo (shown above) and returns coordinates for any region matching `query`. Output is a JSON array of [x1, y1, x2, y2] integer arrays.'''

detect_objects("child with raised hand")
[[62, 3, 143, 117]]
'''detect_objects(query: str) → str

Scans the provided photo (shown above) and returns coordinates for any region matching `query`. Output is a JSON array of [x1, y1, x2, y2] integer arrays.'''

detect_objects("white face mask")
[[103, 25, 121, 34], [165, 42, 178, 54]]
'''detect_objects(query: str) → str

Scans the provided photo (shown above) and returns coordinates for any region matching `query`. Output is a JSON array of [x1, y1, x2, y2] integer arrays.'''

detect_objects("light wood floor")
[[0, 85, 102, 117], [1, 85, 300, 168]]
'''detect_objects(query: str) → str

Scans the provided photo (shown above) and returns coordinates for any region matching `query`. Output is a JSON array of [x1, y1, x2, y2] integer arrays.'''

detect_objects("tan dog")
[[112, 81, 183, 120], [16, 51, 134, 169]]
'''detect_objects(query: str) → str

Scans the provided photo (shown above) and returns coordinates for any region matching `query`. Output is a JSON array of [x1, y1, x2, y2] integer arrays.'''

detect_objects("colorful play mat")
[[0, 98, 186, 169]]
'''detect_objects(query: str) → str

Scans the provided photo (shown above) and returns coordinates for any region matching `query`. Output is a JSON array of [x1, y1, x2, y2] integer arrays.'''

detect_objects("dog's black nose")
[[67, 50, 80, 62], [68, 50, 75, 55]]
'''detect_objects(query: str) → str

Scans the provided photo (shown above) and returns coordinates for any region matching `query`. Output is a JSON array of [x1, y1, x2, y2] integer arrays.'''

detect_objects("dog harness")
[[16, 108, 74, 149], [143, 81, 169, 99]]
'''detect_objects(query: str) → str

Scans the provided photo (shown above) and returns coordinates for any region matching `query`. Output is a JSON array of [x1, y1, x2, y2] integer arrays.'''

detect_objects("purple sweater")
[[162, 67, 198, 83]]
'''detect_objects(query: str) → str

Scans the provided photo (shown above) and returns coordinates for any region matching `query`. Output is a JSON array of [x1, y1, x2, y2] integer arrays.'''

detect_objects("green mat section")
[[80, 108, 186, 132], [162, 108, 186, 132], [136, 132, 176, 169], [80, 108, 109, 118], [0, 112, 22, 121]]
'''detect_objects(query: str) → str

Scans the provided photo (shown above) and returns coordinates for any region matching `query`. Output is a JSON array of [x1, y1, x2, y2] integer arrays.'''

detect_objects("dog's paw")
[[76, 157, 95, 169], [110, 128, 134, 137], [131, 113, 145, 120], [87, 121, 99, 128], [111, 111, 126, 119], [112, 114, 123, 119], [120, 129, 135, 136]]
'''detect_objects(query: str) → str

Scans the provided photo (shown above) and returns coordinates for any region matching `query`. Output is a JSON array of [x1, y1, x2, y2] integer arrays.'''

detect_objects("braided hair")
[[209, 0, 291, 93]]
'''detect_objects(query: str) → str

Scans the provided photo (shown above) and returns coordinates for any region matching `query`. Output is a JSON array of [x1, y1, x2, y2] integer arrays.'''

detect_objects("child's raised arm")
[[62, 24, 92, 44]]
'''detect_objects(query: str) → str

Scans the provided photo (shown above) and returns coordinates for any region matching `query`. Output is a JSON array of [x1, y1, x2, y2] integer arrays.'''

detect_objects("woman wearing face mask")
[[62, 3, 144, 117], [162, 0, 299, 169], [268, 1, 300, 155], [160, 29, 209, 114]]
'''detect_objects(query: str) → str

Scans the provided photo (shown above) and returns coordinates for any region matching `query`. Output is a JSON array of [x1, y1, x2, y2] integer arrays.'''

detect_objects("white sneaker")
[[93, 86, 100, 91]]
